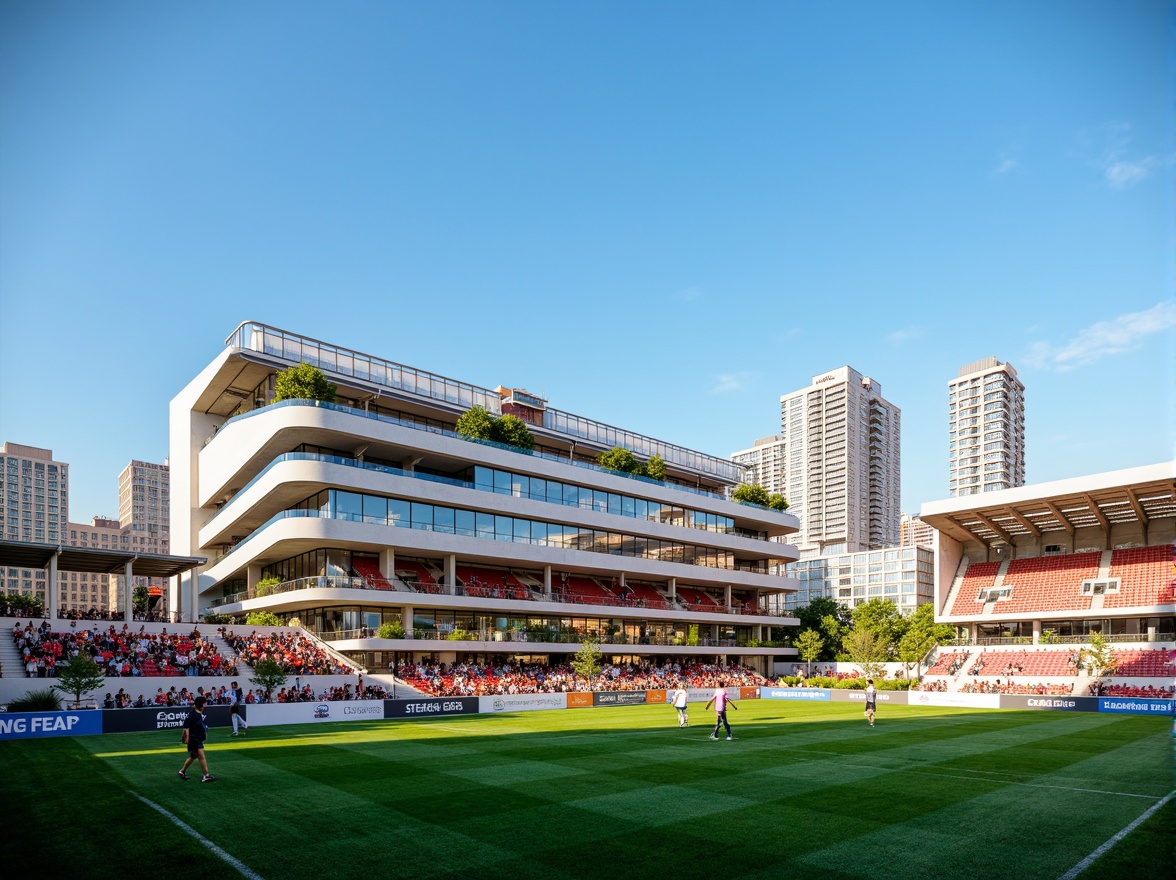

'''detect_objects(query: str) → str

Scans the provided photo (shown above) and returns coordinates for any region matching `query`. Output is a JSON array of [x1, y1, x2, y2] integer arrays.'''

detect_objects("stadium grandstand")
[[167, 322, 802, 681], [918, 462, 1175, 697]]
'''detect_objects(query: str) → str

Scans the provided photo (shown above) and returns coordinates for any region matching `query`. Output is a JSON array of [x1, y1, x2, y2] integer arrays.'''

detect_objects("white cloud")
[[675, 287, 702, 302], [1096, 122, 1160, 189], [1105, 157, 1158, 188], [710, 372, 754, 394], [1025, 302, 1176, 371], [886, 326, 922, 346], [992, 157, 1020, 176]]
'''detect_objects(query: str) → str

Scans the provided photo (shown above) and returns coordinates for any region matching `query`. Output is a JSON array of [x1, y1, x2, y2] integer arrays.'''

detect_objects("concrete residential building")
[[170, 322, 802, 674], [119, 459, 171, 606], [778, 367, 901, 557], [900, 513, 935, 548], [730, 435, 788, 497], [61, 517, 124, 613], [1, 443, 69, 604], [778, 544, 934, 613], [949, 357, 1025, 497]]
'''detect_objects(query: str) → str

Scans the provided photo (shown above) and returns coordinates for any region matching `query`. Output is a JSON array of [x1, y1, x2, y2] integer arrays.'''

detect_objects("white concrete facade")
[[170, 322, 802, 669], [948, 357, 1025, 497]]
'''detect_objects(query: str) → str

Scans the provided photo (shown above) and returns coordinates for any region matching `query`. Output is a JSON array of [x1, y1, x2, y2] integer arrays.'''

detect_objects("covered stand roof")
[[920, 462, 1176, 546], [0, 540, 206, 578]]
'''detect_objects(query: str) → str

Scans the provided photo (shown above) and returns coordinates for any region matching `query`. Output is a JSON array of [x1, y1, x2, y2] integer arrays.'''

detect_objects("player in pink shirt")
[[705, 686, 737, 740]]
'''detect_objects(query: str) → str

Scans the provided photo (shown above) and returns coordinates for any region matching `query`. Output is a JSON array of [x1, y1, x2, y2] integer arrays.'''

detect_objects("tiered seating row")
[[926, 650, 971, 676], [351, 557, 395, 590], [998, 553, 1101, 613], [1112, 648, 1174, 677], [950, 561, 1000, 616], [966, 650, 1078, 678], [1106, 546, 1175, 608]]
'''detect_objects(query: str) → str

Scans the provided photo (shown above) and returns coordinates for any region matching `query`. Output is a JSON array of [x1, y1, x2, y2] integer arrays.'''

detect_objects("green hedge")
[[778, 676, 914, 690]]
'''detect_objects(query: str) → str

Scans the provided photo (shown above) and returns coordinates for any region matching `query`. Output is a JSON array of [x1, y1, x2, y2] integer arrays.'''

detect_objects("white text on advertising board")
[[0, 715, 83, 734]]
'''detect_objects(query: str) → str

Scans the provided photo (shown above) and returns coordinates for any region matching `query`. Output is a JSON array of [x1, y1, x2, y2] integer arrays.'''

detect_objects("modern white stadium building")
[[170, 322, 801, 674]]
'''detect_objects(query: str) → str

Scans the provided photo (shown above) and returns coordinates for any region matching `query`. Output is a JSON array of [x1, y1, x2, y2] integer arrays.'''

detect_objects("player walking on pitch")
[[672, 686, 689, 727], [705, 686, 737, 740], [230, 680, 249, 736], [179, 695, 216, 782], [864, 679, 877, 728]]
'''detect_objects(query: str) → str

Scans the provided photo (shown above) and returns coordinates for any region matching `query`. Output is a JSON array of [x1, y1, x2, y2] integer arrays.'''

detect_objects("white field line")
[[128, 790, 264, 880], [1057, 790, 1175, 880]]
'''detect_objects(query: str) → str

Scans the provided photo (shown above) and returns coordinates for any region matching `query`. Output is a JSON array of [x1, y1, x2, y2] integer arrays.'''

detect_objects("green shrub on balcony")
[[255, 577, 283, 597], [456, 406, 536, 451], [377, 620, 405, 639], [273, 362, 337, 403], [732, 483, 789, 510]]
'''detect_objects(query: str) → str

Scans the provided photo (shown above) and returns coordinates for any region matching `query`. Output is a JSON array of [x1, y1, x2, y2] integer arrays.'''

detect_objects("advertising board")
[[831, 689, 909, 705], [593, 691, 648, 707], [0, 710, 103, 740], [998, 695, 1098, 713], [739, 687, 760, 700], [1097, 697, 1174, 716], [645, 689, 667, 704], [760, 687, 830, 701], [249, 700, 384, 727], [385, 697, 478, 719], [907, 692, 1001, 709], [566, 692, 593, 708], [102, 705, 234, 734], [479, 693, 568, 714]]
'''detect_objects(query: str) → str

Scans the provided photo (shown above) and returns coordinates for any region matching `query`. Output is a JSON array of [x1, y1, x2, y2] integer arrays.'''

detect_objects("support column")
[[48, 553, 59, 622], [169, 574, 180, 621], [668, 578, 677, 600], [402, 605, 414, 638], [543, 565, 552, 599], [124, 561, 134, 624], [189, 567, 201, 624], [724, 584, 732, 609], [1032, 620, 1042, 645], [446, 554, 457, 595], [247, 565, 261, 595], [379, 548, 396, 582], [618, 572, 626, 589]]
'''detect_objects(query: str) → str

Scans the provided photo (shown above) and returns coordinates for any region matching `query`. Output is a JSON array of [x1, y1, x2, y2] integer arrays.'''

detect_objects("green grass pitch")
[[0, 701, 1171, 880]]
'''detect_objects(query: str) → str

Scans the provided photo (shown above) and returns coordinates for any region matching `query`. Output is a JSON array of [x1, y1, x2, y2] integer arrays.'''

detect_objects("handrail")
[[203, 399, 738, 503], [208, 575, 791, 618], [316, 628, 750, 648]]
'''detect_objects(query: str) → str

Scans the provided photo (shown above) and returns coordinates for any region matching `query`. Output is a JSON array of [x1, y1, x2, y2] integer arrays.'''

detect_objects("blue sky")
[[1, 1, 1172, 524]]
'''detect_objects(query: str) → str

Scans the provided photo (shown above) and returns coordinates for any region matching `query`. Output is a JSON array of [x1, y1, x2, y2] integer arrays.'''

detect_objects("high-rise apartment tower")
[[777, 367, 901, 556], [948, 358, 1025, 497]]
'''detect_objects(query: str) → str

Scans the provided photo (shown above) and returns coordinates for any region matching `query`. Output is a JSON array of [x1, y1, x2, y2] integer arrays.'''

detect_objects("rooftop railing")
[[225, 321, 745, 483]]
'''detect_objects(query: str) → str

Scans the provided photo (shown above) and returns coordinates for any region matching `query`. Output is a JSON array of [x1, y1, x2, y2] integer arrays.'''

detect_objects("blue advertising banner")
[[999, 695, 1098, 713], [1097, 697, 1174, 716], [761, 687, 831, 701], [0, 710, 103, 740]]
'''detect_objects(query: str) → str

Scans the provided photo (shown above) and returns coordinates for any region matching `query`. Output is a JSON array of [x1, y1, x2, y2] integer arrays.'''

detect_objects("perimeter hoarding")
[[1097, 697, 1174, 716], [0, 710, 103, 740], [249, 700, 384, 726], [102, 705, 234, 734], [761, 687, 831, 701], [908, 692, 1001, 709], [999, 695, 1099, 713], [832, 689, 909, 705], [385, 697, 479, 719], [480, 693, 568, 714], [593, 691, 648, 707]]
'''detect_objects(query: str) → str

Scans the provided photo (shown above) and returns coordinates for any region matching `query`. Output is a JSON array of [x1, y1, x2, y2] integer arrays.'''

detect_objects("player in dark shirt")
[[178, 695, 216, 782]]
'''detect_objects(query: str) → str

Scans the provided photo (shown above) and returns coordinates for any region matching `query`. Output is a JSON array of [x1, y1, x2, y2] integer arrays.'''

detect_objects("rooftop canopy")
[[920, 461, 1176, 547], [0, 540, 206, 578]]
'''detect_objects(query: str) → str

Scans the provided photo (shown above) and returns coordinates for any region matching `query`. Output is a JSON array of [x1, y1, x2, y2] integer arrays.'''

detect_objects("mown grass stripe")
[[128, 790, 265, 880], [1057, 790, 1176, 880]]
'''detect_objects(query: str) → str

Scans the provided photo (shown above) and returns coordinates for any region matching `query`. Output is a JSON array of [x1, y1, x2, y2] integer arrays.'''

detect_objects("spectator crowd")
[[398, 660, 765, 697]]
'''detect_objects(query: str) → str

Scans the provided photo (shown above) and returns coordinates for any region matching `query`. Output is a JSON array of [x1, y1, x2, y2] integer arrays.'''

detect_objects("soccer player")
[[672, 686, 689, 727], [705, 686, 737, 740], [179, 695, 216, 782], [230, 680, 249, 736], [864, 679, 877, 728]]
